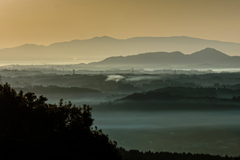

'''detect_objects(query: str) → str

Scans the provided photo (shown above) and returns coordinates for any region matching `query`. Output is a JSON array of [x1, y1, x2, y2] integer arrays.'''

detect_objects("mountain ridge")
[[1, 36, 240, 63], [85, 48, 240, 69], [2, 36, 240, 51]]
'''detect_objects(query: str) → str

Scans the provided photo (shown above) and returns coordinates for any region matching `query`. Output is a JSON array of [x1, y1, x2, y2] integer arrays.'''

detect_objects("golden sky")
[[1, 0, 240, 48]]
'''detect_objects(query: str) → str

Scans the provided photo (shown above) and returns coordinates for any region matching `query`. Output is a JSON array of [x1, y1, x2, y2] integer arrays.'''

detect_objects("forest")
[[1, 71, 240, 157], [0, 83, 121, 160], [0, 83, 239, 160]]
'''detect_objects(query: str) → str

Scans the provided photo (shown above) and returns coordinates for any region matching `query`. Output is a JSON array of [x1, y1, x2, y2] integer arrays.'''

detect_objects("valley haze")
[[2, 0, 240, 159]]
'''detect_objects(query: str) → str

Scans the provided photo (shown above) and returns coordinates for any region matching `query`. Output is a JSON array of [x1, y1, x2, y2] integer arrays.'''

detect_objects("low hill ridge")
[[86, 48, 238, 69]]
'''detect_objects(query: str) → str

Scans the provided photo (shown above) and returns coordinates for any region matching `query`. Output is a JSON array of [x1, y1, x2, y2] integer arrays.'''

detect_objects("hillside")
[[119, 87, 240, 101], [86, 48, 240, 69], [93, 87, 240, 111]]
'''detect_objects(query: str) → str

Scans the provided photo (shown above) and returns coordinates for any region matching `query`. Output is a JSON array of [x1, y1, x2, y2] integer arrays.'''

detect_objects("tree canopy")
[[0, 83, 121, 160]]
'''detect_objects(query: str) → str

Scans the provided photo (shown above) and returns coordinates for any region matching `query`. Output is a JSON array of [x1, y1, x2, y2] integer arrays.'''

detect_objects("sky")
[[1, 0, 240, 49]]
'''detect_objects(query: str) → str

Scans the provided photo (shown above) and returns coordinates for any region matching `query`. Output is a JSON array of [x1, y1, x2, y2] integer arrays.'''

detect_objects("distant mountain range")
[[81, 48, 240, 69], [0, 36, 240, 64]]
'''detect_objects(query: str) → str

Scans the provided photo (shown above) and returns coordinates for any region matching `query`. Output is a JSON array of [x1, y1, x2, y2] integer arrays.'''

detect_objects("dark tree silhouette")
[[0, 83, 121, 160], [118, 148, 237, 160]]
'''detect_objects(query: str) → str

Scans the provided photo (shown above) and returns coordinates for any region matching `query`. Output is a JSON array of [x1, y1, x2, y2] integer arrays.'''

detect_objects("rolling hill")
[[85, 48, 240, 69]]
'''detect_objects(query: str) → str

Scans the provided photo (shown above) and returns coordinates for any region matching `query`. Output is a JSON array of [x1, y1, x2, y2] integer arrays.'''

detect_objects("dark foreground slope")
[[0, 83, 121, 160], [0, 135, 93, 159]]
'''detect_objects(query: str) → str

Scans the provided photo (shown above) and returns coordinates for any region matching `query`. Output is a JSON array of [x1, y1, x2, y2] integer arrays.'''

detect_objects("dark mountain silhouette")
[[86, 48, 240, 69], [1, 36, 240, 63]]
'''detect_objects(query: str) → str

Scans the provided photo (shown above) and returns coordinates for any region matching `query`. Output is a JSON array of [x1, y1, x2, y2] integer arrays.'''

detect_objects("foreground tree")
[[0, 83, 121, 160]]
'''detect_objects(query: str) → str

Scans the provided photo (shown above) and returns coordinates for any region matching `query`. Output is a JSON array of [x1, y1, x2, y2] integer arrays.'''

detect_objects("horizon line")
[[1, 36, 240, 50]]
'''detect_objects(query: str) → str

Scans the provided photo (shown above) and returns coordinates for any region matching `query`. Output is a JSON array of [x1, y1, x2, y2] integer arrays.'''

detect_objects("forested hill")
[[94, 87, 240, 111], [119, 87, 240, 101], [119, 148, 237, 160]]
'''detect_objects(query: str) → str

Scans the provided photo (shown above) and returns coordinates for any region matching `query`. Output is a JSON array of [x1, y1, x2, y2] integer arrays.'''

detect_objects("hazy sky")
[[1, 0, 240, 48]]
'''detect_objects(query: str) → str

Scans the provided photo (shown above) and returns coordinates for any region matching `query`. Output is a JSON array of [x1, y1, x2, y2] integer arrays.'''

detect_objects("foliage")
[[0, 83, 121, 160]]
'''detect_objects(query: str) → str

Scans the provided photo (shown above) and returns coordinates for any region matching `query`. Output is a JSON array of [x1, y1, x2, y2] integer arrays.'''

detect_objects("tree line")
[[0, 83, 121, 160]]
